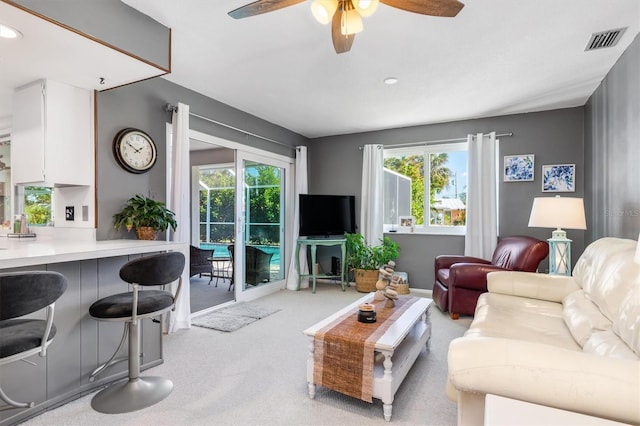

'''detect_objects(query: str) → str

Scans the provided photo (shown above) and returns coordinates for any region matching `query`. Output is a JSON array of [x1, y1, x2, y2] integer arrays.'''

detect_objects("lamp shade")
[[528, 196, 587, 230], [353, 0, 379, 17], [341, 6, 363, 35], [311, 0, 338, 24]]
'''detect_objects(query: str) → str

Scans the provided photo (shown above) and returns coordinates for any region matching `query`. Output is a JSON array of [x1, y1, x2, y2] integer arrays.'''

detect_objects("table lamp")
[[528, 196, 586, 275]]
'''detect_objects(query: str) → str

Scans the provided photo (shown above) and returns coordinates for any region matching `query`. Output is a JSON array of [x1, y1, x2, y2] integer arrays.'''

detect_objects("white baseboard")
[[408, 288, 433, 298]]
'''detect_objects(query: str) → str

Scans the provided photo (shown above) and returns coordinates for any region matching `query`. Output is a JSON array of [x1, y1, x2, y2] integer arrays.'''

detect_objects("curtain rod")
[[165, 103, 295, 151], [358, 132, 513, 150]]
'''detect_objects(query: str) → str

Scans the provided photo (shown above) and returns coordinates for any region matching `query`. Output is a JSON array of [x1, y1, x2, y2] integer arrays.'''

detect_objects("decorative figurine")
[[383, 274, 400, 308]]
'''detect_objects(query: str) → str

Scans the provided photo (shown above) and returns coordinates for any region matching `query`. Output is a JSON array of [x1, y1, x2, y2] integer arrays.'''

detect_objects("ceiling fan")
[[228, 0, 464, 54]]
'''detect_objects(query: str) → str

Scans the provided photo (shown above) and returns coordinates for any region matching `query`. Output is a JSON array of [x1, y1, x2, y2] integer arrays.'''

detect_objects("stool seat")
[[0, 271, 67, 409], [0, 319, 57, 359], [88, 251, 185, 414], [89, 291, 174, 320]]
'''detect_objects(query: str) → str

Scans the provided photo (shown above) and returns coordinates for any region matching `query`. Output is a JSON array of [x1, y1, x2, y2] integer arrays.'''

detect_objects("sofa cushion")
[[573, 237, 639, 356], [573, 238, 636, 321], [467, 293, 580, 351], [613, 276, 640, 357], [436, 268, 450, 286], [583, 330, 638, 360], [562, 290, 611, 347]]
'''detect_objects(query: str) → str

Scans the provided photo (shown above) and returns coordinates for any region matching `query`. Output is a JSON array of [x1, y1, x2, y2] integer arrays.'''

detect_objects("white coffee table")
[[303, 293, 432, 421]]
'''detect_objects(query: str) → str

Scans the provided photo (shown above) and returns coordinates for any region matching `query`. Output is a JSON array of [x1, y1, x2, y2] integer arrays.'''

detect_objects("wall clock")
[[113, 128, 157, 174]]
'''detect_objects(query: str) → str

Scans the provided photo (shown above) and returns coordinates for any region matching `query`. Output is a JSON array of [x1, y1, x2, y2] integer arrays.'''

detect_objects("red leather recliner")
[[433, 235, 549, 319]]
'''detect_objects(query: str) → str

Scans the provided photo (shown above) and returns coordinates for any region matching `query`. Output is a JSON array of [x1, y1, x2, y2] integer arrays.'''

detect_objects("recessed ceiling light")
[[384, 77, 398, 85], [0, 23, 22, 40]]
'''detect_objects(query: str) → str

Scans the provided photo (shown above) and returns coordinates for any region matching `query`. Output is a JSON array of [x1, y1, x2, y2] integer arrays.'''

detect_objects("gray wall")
[[43, 1, 636, 289], [308, 108, 585, 289], [96, 78, 306, 240], [584, 33, 640, 242]]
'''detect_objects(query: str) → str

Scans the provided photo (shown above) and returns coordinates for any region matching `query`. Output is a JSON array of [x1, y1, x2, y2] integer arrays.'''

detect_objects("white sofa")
[[447, 237, 640, 426]]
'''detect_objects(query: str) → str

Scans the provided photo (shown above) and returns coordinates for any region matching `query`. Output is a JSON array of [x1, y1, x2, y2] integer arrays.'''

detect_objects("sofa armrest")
[[435, 255, 490, 270], [449, 264, 509, 291], [448, 337, 640, 425], [487, 271, 580, 302]]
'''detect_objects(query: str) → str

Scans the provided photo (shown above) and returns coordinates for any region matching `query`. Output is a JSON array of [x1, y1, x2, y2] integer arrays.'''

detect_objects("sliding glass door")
[[234, 151, 289, 301]]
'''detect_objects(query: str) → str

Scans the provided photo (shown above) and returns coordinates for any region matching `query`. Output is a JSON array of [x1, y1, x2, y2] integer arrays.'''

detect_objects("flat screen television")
[[299, 194, 356, 237]]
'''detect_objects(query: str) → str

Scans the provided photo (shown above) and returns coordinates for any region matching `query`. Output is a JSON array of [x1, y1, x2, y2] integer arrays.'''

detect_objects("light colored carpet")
[[192, 302, 281, 332], [23, 285, 472, 426]]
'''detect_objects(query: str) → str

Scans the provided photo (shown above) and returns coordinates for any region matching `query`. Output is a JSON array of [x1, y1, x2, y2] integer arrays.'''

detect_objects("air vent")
[[585, 28, 627, 51]]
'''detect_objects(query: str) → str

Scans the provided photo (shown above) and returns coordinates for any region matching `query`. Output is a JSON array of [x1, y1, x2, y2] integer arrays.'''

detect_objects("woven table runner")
[[313, 295, 419, 402]]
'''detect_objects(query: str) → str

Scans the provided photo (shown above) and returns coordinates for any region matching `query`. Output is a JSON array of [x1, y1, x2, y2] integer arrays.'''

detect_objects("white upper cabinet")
[[12, 79, 93, 186]]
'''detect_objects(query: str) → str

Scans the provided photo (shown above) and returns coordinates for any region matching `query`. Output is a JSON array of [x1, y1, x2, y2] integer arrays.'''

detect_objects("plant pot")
[[135, 226, 157, 240], [354, 268, 379, 293]]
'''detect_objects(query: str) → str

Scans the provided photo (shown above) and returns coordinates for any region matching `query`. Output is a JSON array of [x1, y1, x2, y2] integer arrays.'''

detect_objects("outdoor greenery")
[[25, 186, 52, 225], [345, 232, 400, 271], [384, 153, 466, 226], [199, 168, 235, 243], [113, 194, 177, 233], [199, 164, 281, 245]]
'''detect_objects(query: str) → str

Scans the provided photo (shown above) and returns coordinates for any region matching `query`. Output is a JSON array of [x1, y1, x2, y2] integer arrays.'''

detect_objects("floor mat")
[[191, 302, 280, 332]]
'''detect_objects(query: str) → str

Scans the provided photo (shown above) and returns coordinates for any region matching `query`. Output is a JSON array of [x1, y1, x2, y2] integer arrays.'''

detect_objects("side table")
[[208, 256, 233, 291], [296, 237, 346, 293]]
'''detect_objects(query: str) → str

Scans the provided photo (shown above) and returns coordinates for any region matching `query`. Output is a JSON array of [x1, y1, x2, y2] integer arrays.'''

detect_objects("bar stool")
[[0, 271, 67, 409], [88, 251, 185, 414]]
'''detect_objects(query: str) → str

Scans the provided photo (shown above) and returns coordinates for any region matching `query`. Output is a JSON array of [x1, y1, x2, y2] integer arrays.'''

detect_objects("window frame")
[[383, 142, 468, 236]]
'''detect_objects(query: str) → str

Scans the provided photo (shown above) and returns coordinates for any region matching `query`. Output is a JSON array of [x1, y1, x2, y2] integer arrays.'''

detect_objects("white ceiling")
[[121, 0, 640, 138], [1, 1, 639, 140], [0, 1, 166, 123]]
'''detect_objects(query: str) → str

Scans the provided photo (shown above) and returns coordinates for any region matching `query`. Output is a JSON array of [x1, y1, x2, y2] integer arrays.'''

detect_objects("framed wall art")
[[504, 154, 535, 182], [542, 164, 575, 192]]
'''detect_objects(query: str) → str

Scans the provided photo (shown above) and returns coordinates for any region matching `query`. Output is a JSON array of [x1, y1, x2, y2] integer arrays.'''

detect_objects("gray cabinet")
[[0, 253, 164, 425]]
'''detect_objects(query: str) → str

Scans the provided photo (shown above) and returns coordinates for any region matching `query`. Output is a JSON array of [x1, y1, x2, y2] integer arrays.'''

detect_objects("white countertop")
[[0, 236, 188, 269]]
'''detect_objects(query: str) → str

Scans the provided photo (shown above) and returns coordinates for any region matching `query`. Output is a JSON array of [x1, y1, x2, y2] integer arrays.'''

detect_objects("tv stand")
[[296, 237, 346, 293]]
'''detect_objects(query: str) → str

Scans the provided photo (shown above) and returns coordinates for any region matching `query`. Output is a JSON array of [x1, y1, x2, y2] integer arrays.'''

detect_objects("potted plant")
[[113, 194, 177, 240], [345, 232, 400, 293]]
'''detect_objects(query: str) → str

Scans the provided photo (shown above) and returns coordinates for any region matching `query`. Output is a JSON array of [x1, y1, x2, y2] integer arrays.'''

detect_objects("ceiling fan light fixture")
[[353, 0, 379, 17], [341, 4, 363, 35], [311, 0, 339, 25]]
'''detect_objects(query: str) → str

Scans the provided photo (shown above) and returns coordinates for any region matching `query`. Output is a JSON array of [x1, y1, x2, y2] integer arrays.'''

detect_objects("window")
[[383, 142, 468, 234], [0, 131, 10, 229], [23, 186, 53, 226], [0, 131, 53, 230], [199, 165, 235, 244]]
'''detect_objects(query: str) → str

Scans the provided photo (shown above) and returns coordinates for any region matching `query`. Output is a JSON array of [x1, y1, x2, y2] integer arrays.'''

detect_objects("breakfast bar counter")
[[0, 236, 186, 268], [0, 236, 188, 425]]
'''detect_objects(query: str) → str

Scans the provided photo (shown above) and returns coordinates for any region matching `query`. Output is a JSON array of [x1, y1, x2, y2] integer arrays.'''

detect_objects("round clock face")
[[113, 128, 157, 174]]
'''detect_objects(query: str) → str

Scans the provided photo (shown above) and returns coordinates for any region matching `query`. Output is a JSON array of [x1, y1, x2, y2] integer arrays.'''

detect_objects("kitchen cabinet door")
[[12, 79, 93, 186]]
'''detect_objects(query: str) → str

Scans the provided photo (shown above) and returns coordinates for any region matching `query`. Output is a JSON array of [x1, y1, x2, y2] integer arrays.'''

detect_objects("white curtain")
[[168, 102, 191, 332], [360, 144, 384, 246], [465, 132, 498, 259], [286, 146, 309, 290]]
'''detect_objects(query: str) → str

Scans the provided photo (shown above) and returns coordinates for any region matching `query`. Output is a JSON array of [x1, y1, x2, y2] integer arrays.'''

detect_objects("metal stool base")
[[91, 376, 173, 414]]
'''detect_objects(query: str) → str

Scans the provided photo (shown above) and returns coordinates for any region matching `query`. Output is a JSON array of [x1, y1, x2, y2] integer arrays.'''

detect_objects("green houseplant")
[[113, 194, 177, 240], [345, 232, 400, 292]]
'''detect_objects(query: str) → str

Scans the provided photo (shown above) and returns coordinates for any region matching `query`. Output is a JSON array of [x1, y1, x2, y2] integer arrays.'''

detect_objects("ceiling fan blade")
[[228, 0, 306, 19], [380, 0, 464, 17], [331, 6, 355, 54]]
